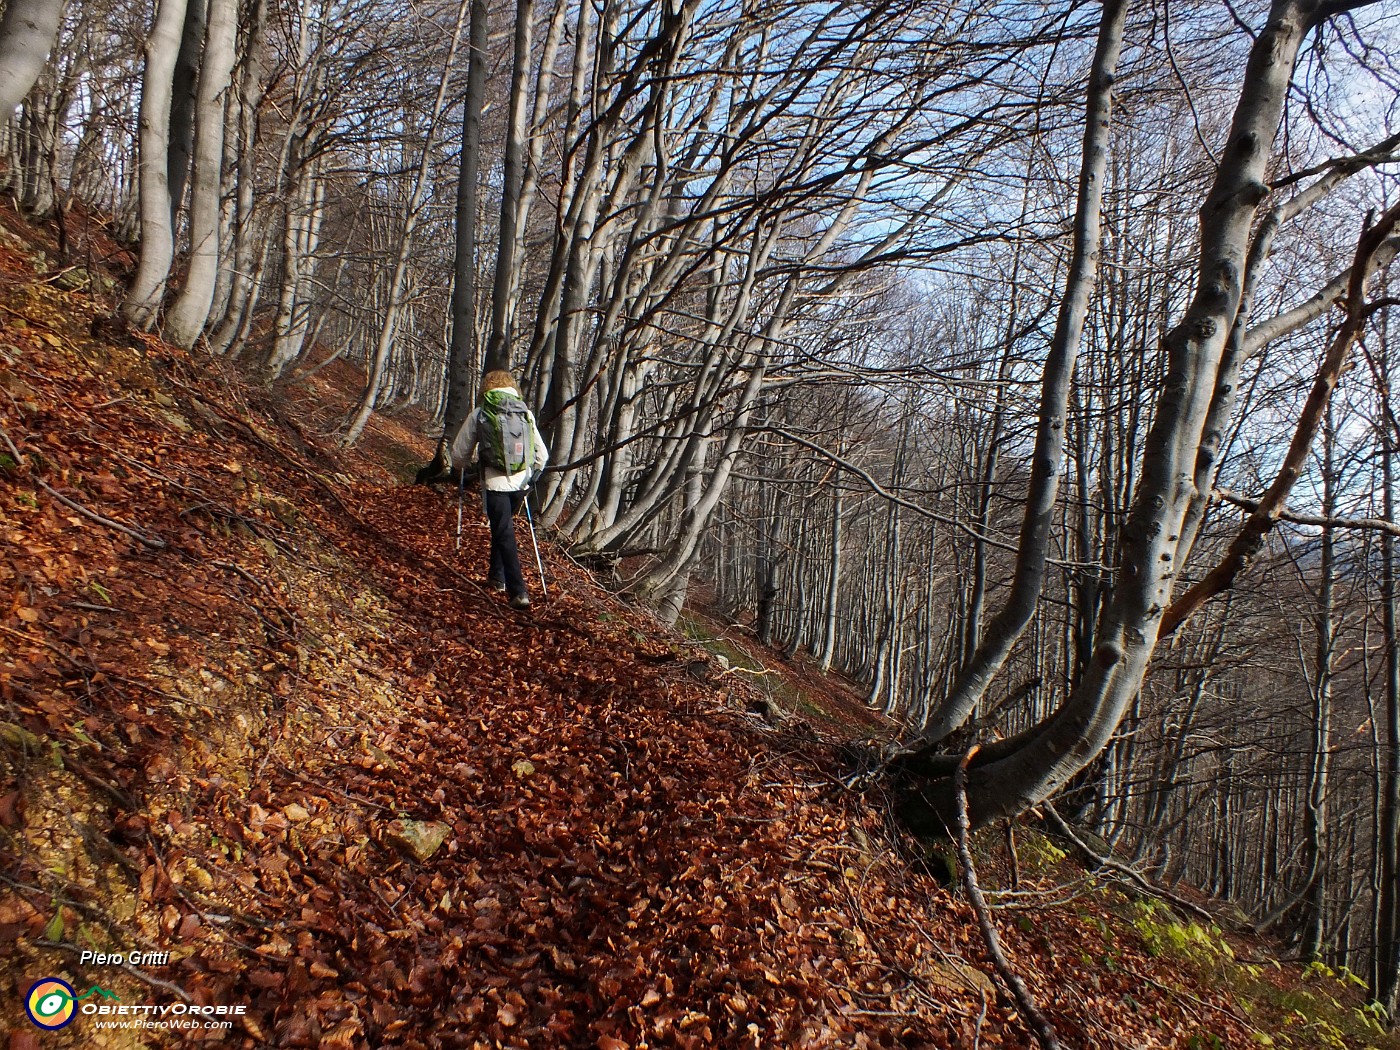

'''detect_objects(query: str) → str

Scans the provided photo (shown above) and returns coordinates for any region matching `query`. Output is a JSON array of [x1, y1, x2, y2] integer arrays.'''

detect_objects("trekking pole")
[[455, 465, 465, 551], [523, 488, 547, 597]]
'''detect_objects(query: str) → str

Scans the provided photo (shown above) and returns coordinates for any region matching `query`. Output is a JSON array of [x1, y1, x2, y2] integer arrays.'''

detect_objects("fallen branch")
[[954, 746, 1062, 1050], [0, 423, 21, 460], [35, 480, 167, 550], [1042, 802, 1217, 926]]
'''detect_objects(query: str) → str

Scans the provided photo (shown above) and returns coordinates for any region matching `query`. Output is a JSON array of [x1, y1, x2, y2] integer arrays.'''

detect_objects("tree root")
[[954, 745, 1062, 1050]]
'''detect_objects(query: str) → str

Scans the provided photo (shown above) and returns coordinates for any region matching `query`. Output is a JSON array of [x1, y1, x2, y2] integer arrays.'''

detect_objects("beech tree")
[[896, 0, 1398, 824], [0, 0, 65, 119], [124, 0, 190, 329]]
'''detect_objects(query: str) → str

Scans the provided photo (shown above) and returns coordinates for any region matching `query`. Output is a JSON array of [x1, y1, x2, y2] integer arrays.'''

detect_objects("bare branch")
[[955, 746, 1062, 1050]]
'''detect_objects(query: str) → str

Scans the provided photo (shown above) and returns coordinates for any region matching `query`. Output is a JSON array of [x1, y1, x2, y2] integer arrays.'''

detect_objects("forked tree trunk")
[[905, 0, 1360, 828]]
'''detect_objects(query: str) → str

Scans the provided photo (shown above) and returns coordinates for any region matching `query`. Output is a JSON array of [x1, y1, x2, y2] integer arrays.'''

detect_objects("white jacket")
[[449, 386, 549, 492]]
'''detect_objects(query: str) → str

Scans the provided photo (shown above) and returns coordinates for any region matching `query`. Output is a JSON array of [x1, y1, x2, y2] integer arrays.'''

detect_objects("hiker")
[[450, 370, 549, 609]]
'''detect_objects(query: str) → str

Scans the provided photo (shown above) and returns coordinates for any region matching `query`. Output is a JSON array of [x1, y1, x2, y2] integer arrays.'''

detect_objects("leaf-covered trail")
[[0, 208, 1313, 1049], [0, 254, 1004, 1047], [223, 472, 1020, 1048]]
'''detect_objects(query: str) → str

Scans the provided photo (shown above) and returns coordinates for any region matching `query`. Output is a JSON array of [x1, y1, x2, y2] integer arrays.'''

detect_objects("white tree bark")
[[124, 0, 191, 329], [164, 0, 237, 349], [0, 0, 65, 120]]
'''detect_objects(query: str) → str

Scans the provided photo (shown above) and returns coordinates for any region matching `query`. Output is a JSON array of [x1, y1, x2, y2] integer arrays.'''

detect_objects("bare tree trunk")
[[906, 0, 1359, 828], [343, 0, 470, 445], [482, 0, 534, 374], [427, 0, 488, 475], [165, 0, 237, 349], [915, 0, 1128, 747], [167, 0, 207, 226], [125, 0, 192, 329], [0, 0, 65, 119]]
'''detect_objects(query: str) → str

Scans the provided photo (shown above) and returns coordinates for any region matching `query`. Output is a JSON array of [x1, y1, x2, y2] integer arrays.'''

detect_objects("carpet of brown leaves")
[[0, 205, 1377, 1049]]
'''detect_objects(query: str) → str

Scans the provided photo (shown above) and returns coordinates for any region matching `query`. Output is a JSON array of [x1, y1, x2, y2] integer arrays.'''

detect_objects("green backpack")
[[478, 389, 534, 474]]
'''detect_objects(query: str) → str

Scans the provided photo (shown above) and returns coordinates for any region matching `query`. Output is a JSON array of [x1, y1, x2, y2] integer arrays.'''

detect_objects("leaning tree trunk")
[[0, 0, 65, 120], [903, 0, 1369, 829], [913, 0, 1128, 748], [124, 0, 192, 330], [165, 0, 237, 349]]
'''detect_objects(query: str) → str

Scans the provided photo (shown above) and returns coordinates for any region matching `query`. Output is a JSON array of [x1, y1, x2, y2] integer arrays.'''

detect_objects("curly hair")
[[481, 369, 518, 395]]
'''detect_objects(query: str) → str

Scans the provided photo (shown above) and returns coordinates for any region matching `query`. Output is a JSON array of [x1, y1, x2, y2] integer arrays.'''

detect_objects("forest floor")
[[2, 202, 1397, 1050]]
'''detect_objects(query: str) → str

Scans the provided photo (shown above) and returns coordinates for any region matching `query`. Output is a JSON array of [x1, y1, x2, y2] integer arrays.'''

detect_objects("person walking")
[[450, 370, 549, 608]]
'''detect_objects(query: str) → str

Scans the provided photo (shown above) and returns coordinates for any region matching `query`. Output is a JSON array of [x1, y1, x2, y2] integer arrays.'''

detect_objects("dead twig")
[[1041, 801, 1217, 926], [954, 745, 1062, 1050], [35, 479, 166, 550], [0, 422, 22, 460]]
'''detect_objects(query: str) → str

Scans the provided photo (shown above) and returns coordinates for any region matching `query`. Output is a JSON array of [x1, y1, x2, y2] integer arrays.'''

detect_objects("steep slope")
[[1, 205, 1392, 1050]]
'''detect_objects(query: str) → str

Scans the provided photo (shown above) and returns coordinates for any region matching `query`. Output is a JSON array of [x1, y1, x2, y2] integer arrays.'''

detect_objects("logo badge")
[[25, 978, 77, 1029]]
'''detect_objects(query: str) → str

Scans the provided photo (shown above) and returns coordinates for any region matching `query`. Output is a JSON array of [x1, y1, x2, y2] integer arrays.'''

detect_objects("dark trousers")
[[484, 489, 527, 597]]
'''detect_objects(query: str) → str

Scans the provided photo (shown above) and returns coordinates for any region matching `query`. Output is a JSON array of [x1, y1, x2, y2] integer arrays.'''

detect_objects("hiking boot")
[[509, 593, 531, 610], [486, 576, 507, 593]]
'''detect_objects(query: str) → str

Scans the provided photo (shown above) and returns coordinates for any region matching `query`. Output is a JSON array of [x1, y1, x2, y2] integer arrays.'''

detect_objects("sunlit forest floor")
[[2, 204, 1395, 1049]]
